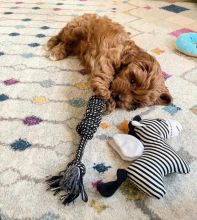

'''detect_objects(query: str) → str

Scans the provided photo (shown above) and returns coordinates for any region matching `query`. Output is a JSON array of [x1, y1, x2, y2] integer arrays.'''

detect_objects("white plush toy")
[[108, 134, 144, 161]]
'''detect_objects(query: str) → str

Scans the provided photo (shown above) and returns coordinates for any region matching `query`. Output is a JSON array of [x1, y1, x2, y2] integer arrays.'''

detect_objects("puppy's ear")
[[120, 41, 137, 65], [121, 51, 133, 65], [157, 90, 172, 105]]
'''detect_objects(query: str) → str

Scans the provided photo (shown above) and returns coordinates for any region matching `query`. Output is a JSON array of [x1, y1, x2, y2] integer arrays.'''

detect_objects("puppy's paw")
[[43, 45, 50, 52], [49, 53, 59, 61], [43, 45, 51, 58], [49, 44, 67, 61], [47, 36, 60, 50]]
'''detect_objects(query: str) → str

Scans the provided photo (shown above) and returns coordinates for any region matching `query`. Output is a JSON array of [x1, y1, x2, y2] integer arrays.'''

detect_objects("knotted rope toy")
[[46, 96, 106, 205]]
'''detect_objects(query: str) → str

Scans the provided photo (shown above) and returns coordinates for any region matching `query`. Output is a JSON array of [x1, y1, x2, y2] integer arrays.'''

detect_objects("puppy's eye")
[[130, 78, 137, 87], [129, 73, 137, 87], [130, 79, 136, 84]]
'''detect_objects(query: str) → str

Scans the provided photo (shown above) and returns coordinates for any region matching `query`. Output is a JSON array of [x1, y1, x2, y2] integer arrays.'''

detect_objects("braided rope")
[[46, 96, 106, 204]]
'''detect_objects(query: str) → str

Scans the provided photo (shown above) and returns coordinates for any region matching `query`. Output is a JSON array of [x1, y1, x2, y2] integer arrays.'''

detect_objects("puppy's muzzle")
[[114, 94, 122, 102], [127, 102, 140, 111]]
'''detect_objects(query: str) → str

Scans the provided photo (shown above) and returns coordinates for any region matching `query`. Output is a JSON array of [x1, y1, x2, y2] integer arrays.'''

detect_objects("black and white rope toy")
[[97, 115, 190, 199], [46, 96, 106, 205]]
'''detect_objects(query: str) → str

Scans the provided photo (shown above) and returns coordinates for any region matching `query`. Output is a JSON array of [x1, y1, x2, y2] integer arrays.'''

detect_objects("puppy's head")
[[109, 42, 172, 111]]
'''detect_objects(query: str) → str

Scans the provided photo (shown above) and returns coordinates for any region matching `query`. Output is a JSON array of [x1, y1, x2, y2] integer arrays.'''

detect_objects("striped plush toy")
[[97, 115, 190, 199]]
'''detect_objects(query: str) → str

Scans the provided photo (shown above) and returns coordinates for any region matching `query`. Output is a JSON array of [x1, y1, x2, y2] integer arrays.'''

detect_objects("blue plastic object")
[[176, 32, 197, 57]]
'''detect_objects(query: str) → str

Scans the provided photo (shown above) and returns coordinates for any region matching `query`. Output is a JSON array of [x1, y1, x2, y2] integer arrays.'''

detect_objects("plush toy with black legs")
[[97, 115, 190, 199]]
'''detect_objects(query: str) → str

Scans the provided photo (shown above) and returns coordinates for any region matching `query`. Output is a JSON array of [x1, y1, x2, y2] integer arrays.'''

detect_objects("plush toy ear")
[[128, 121, 135, 135], [132, 121, 143, 127], [133, 115, 142, 122], [128, 115, 142, 135]]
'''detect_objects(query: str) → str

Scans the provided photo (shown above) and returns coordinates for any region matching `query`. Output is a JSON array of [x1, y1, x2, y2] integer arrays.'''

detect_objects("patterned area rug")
[[0, 0, 197, 219]]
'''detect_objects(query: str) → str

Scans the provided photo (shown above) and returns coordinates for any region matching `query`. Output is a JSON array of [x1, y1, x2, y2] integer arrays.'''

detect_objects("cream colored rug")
[[0, 0, 197, 219]]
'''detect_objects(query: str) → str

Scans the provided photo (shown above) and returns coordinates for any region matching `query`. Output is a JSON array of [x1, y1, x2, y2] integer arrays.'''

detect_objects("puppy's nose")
[[114, 94, 122, 101], [128, 102, 140, 111]]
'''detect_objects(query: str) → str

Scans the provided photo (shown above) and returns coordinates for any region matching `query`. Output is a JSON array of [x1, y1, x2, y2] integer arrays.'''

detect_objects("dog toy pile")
[[97, 115, 190, 199], [46, 96, 106, 205]]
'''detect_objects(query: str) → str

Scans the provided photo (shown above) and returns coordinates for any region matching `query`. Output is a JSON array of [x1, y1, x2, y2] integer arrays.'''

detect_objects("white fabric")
[[165, 119, 182, 138], [108, 134, 144, 161], [131, 121, 144, 127]]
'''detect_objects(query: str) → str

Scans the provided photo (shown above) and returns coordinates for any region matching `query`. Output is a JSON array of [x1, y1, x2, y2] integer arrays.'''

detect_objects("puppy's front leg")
[[91, 56, 114, 100]]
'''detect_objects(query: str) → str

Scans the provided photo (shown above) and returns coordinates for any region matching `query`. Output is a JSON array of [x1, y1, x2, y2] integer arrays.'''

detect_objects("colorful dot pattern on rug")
[[10, 139, 31, 151], [0, 0, 196, 219], [89, 199, 109, 214], [161, 4, 189, 13], [23, 116, 43, 126], [93, 163, 112, 173], [163, 104, 182, 116]]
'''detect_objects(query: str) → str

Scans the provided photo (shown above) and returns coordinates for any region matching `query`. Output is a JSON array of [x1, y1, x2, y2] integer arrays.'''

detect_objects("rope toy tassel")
[[46, 96, 106, 205], [46, 161, 87, 204]]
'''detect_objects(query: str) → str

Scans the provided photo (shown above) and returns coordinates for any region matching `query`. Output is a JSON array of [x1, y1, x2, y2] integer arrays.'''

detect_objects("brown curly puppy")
[[46, 14, 172, 112]]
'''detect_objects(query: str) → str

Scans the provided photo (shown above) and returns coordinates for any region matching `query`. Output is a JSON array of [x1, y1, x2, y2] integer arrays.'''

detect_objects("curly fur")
[[46, 14, 172, 113]]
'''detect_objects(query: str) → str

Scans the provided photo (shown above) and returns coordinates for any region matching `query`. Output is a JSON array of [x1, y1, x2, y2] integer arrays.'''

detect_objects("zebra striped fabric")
[[126, 119, 190, 199]]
